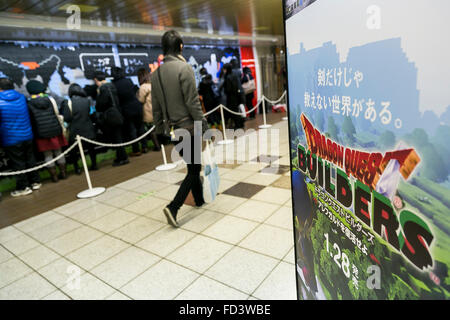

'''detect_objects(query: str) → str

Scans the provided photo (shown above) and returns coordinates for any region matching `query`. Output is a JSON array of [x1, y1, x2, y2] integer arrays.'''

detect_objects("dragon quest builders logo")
[[296, 113, 435, 271]]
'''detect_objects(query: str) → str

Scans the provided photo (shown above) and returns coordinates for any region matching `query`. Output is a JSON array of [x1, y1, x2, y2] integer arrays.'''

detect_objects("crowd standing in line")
[[61, 83, 98, 174], [0, 42, 257, 200], [0, 78, 41, 197], [26, 80, 69, 183]]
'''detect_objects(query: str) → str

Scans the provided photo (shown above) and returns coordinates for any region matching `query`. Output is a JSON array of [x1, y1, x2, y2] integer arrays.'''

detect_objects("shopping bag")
[[184, 191, 196, 206], [201, 141, 220, 203], [239, 104, 247, 118]]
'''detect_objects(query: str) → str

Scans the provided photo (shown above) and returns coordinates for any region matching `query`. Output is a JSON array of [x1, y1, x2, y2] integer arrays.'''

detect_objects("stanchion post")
[[259, 97, 272, 129], [76, 135, 106, 199], [218, 104, 234, 145], [78, 135, 92, 190], [156, 144, 177, 171], [282, 92, 288, 121]]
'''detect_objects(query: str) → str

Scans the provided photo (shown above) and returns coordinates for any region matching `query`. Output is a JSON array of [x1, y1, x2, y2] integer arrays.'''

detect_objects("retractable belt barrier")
[[0, 91, 287, 199]]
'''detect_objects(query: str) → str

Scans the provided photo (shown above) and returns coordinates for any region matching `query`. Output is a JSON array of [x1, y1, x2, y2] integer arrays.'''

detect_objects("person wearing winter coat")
[[198, 68, 220, 125], [0, 78, 41, 197], [221, 63, 246, 129], [112, 67, 147, 156], [137, 68, 161, 152], [61, 84, 98, 174], [241, 67, 256, 119], [26, 79, 68, 183], [94, 71, 129, 167]]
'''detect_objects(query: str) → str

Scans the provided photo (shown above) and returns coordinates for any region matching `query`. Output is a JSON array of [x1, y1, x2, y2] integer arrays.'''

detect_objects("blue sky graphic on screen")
[[286, 0, 450, 301], [287, 0, 450, 185]]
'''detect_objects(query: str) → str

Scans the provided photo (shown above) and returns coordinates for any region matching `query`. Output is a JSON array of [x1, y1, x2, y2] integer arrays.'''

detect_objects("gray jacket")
[[151, 54, 204, 134]]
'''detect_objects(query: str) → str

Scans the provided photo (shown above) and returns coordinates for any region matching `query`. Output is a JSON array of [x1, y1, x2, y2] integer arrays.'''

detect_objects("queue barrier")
[[0, 91, 287, 199]]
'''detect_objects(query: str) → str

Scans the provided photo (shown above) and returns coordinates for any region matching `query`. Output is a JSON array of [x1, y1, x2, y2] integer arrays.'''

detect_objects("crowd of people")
[[0, 34, 256, 201]]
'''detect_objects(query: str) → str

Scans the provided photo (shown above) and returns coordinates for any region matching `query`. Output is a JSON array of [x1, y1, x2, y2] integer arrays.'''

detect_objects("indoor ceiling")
[[0, 0, 285, 45]]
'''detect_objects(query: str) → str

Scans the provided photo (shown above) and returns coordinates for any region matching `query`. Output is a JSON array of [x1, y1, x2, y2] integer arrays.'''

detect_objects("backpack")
[[211, 83, 221, 100]]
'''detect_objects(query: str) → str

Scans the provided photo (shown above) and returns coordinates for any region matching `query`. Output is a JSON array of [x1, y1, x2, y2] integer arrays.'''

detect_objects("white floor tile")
[[203, 194, 247, 214], [176, 276, 247, 300], [153, 185, 182, 201], [283, 246, 295, 265], [245, 172, 281, 186], [123, 196, 168, 216], [239, 224, 293, 259], [28, 218, 82, 244], [110, 217, 165, 244], [235, 163, 269, 172], [131, 180, 170, 194], [167, 235, 232, 273], [42, 290, 71, 300], [115, 177, 150, 191], [2, 233, 40, 256], [105, 291, 131, 300], [18, 245, 60, 270], [89, 209, 139, 233], [0, 226, 23, 244], [202, 216, 258, 245], [253, 262, 297, 300], [205, 247, 278, 294], [217, 179, 238, 193], [0, 272, 56, 300], [220, 170, 254, 182], [93, 187, 126, 203], [53, 199, 97, 216], [69, 203, 117, 224], [251, 187, 292, 205], [46, 226, 103, 256], [38, 257, 85, 289], [61, 273, 115, 300], [101, 191, 142, 209], [178, 209, 225, 233], [284, 199, 292, 207], [229, 200, 280, 223], [136, 226, 196, 257], [14, 211, 64, 234], [0, 245, 13, 264], [145, 204, 171, 223], [121, 260, 199, 300], [0, 257, 33, 289], [265, 206, 294, 230], [91, 246, 160, 289], [66, 235, 129, 271]]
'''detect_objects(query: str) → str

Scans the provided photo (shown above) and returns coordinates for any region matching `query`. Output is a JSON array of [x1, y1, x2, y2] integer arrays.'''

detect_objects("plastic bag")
[[201, 141, 220, 203]]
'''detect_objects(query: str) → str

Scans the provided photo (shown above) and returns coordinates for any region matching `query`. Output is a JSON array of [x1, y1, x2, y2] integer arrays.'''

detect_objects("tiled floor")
[[0, 120, 297, 300]]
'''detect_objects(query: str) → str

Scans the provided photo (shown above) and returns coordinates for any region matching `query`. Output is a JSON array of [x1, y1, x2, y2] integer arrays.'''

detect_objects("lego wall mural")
[[0, 41, 240, 99], [284, 0, 450, 299]]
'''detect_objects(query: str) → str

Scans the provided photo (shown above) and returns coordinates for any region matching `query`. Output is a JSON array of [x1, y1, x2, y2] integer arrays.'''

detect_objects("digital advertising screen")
[[284, 0, 450, 300]]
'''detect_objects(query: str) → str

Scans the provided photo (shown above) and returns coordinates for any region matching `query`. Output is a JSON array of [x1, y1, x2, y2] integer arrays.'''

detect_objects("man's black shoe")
[[163, 207, 179, 228]]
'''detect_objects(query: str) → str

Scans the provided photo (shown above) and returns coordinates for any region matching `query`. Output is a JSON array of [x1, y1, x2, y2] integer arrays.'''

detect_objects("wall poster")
[[284, 0, 450, 299]]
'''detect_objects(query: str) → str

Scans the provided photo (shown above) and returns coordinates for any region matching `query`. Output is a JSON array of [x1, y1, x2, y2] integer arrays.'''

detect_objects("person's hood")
[[0, 89, 23, 102], [68, 84, 87, 98]]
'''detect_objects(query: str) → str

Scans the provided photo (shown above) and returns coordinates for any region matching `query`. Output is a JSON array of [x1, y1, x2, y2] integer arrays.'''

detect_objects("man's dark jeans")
[[4, 140, 40, 190], [168, 135, 204, 215]]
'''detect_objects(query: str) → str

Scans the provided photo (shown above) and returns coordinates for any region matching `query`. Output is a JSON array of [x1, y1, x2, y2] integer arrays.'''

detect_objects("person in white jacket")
[[137, 68, 161, 152]]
